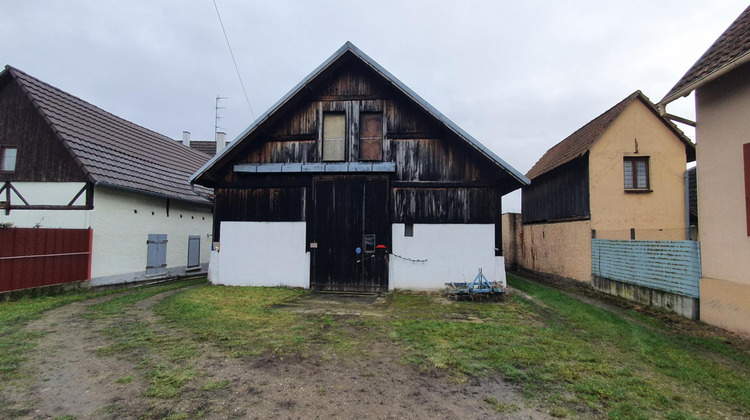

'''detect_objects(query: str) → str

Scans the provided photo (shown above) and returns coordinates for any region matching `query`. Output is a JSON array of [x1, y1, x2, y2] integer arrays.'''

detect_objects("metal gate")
[[309, 176, 390, 292], [146, 234, 168, 275]]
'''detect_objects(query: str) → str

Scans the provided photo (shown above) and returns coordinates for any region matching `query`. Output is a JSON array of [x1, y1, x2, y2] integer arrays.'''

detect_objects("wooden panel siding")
[[0, 79, 86, 182], [393, 187, 500, 223], [213, 187, 308, 241], [522, 156, 590, 223], [591, 239, 701, 298]]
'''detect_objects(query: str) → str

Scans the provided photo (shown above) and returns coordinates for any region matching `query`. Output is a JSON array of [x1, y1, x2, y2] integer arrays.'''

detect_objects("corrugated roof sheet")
[[3, 66, 211, 204], [191, 42, 530, 189], [661, 5, 750, 104], [526, 91, 694, 180]]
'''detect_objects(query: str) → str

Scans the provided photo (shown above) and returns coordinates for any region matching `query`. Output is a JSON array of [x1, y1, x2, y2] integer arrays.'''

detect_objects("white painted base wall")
[[213, 221, 309, 288], [390, 223, 499, 290]]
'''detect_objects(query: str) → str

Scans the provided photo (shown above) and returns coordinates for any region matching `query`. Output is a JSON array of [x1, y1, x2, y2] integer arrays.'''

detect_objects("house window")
[[624, 156, 649, 190], [1, 147, 17, 172], [323, 113, 346, 161], [360, 112, 383, 161], [744, 143, 750, 236]]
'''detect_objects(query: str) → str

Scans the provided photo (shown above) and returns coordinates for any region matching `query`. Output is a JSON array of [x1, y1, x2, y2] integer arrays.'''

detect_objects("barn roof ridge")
[[0, 65, 212, 205], [190, 41, 530, 186]]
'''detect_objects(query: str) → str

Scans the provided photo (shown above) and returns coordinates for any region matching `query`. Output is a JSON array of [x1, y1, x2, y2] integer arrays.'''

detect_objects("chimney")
[[216, 131, 226, 154], [182, 131, 190, 147]]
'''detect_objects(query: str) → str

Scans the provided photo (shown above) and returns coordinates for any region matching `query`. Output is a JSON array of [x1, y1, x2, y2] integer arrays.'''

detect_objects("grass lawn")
[[2, 274, 748, 419], [156, 274, 750, 419]]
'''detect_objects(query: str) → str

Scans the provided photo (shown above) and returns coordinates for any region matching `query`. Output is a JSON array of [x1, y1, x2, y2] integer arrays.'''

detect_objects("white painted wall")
[[88, 187, 213, 284], [390, 223, 498, 290], [1, 183, 213, 286], [214, 221, 309, 288]]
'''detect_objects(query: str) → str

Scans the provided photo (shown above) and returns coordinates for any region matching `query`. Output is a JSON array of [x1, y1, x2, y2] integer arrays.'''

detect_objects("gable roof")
[[661, 5, 750, 105], [1, 66, 212, 205], [526, 91, 695, 180], [190, 42, 530, 189]]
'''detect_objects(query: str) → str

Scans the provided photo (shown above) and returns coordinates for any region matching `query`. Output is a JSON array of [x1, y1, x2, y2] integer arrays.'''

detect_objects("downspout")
[[685, 169, 691, 240]]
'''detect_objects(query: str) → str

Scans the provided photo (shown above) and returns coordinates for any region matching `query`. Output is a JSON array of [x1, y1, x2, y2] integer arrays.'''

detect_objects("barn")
[[191, 42, 528, 292]]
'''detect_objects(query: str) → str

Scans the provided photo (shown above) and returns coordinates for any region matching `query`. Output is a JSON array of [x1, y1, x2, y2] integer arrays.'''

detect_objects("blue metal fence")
[[591, 239, 701, 298]]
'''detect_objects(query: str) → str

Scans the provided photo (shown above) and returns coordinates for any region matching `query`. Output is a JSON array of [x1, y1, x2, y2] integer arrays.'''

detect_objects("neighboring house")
[[191, 42, 528, 292], [659, 5, 750, 336], [519, 91, 696, 282], [0, 65, 213, 286]]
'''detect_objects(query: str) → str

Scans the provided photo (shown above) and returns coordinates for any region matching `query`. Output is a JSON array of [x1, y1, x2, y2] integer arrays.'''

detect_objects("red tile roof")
[[3, 65, 211, 204], [661, 5, 750, 104], [526, 91, 694, 180]]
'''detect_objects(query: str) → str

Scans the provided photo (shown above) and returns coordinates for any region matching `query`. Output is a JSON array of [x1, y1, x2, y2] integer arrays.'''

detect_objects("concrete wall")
[[390, 223, 502, 290], [588, 100, 688, 235], [518, 220, 592, 283], [212, 221, 309, 288], [1, 184, 213, 286], [695, 62, 750, 336]]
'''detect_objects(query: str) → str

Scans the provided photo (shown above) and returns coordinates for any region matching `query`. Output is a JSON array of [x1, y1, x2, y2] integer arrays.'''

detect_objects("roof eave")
[[659, 52, 750, 107]]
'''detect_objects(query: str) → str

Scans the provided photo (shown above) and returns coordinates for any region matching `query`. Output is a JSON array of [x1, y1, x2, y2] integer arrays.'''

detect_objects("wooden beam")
[[664, 113, 696, 127]]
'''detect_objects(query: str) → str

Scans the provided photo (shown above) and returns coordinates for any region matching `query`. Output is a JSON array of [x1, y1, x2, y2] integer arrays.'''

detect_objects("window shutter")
[[323, 113, 346, 161], [360, 112, 383, 161], [744, 143, 750, 236]]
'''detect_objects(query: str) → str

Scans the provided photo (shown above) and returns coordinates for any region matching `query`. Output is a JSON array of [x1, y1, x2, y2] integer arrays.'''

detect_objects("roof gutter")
[[659, 52, 750, 108], [94, 182, 213, 208]]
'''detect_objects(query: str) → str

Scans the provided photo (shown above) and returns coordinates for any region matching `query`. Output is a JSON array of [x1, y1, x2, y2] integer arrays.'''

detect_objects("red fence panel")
[[0, 228, 92, 292]]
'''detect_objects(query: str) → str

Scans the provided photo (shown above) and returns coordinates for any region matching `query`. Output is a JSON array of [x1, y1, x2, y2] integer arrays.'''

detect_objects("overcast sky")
[[2, 1, 746, 211]]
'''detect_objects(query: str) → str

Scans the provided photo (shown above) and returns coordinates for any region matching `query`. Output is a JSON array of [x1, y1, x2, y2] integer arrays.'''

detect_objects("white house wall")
[[390, 223, 500, 290], [1, 183, 213, 286], [214, 221, 309, 288], [88, 187, 212, 285]]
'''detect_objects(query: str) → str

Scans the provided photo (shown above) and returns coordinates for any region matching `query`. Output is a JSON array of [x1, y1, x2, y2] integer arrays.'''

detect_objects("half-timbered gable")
[[193, 42, 528, 292]]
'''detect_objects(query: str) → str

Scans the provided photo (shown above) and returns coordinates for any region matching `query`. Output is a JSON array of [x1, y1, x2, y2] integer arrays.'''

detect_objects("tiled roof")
[[526, 91, 694, 180], [661, 5, 750, 104], [188, 140, 217, 156], [3, 66, 211, 204]]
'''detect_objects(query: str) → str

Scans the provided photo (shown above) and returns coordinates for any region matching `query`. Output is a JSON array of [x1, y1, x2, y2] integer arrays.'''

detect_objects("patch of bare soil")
[[2, 287, 555, 419]]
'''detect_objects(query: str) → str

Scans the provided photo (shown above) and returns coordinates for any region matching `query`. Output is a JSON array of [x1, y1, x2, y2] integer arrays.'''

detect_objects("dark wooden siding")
[[0, 79, 86, 182], [522, 155, 590, 224], [211, 56, 507, 237]]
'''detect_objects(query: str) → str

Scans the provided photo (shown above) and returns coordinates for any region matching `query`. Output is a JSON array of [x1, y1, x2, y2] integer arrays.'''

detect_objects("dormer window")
[[323, 113, 346, 162], [0, 147, 17, 172]]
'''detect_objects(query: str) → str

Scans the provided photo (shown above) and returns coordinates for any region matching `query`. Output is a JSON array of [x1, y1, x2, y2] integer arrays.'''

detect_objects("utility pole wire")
[[213, 0, 255, 120]]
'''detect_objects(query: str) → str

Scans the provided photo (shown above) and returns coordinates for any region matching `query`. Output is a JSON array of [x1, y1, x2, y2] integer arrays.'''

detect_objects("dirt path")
[[4, 287, 554, 420]]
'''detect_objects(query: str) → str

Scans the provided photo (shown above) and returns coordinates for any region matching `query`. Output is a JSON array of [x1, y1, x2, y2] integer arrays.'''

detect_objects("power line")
[[212, 0, 255, 120]]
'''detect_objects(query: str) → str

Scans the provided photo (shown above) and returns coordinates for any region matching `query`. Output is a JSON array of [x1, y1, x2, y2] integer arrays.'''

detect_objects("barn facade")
[[192, 42, 528, 292]]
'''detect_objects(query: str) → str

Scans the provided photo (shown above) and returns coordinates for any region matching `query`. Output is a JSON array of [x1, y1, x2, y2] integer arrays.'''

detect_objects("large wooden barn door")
[[310, 176, 390, 292]]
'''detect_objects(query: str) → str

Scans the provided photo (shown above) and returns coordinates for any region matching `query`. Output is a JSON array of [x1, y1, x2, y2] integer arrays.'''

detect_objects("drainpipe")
[[685, 169, 690, 240]]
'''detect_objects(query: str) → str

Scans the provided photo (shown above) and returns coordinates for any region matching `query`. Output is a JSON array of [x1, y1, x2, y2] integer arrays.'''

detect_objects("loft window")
[[0, 147, 17, 172], [323, 113, 346, 161], [624, 156, 650, 191], [360, 112, 383, 161]]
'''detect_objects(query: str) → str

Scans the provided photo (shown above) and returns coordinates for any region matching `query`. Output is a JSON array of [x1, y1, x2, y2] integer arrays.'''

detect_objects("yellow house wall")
[[695, 63, 750, 336], [588, 100, 688, 238], [518, 220, 591, 283]]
